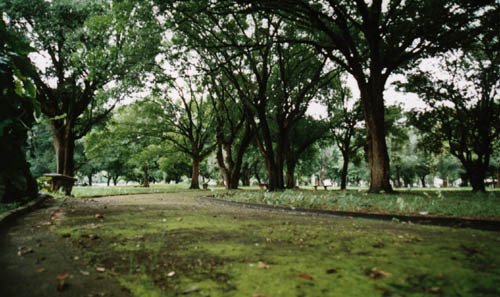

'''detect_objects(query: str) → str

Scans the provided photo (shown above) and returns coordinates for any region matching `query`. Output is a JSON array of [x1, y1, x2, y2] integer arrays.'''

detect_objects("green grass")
[[216, 189, 500, 219], [66, 184, 225, 198], [54, 192, 500, 297]]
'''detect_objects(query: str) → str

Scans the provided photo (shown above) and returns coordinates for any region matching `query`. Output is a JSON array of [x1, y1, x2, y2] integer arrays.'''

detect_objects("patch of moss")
[[53, 194, 500, 297]]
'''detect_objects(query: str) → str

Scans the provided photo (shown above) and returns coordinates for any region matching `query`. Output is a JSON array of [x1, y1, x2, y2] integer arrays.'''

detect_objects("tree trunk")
[[113, 176, 119, 186], [420, 176, 426, 188], [143, 162, 150, 188], [340, 151, 350, 190], [254, 170, 262, 185], [50, 121, 76, 177], [459, 173, 469, 187], [240, 163, 251, 186], [395, 165, 402, 188], [286, 159, 296, 189], [467, 164, 486, 192], [107, 176, 111, 186], [87, 174, 92, 186], [359, 84, 393, 193], [442, 177, 448, 187], [497, 164, 500, 188], [190, 158, 200, 189]]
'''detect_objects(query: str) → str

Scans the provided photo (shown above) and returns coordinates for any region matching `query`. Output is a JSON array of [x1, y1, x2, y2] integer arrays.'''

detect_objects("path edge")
[[199, 196, 500, 232], [0, 193, 51, 226]]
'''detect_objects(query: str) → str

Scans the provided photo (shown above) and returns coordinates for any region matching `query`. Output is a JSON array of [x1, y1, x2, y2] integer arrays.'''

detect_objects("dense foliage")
[[0, 18, 37, 202]]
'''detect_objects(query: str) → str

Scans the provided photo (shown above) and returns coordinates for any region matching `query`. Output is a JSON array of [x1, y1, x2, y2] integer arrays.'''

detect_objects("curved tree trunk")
[[420, 176, 426, 188]]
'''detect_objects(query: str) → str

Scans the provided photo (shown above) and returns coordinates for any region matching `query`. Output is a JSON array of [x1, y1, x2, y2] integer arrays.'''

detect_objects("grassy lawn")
[[68, 184, 225, 198], [53, 192, 500, 297], [216, 189, 500, 219], [65, 185, 500, 219]]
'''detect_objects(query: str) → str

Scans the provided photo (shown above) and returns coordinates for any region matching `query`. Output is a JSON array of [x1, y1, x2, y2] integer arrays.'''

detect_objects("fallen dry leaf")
[[182, 285, 199, 294], [366, 267, 390, 279], [257, 261, 269, 269], [298, 273, 314, 280], [79, 270, 90, 276], [167, 271, 176, 277], [17, 246, 33, 256], [95, 213, 104, 219], [426, 287, 441, 294], [36, 267, 46, 273], [96, 267, 106, 272], [81, 234, 99, 240], [56, 272, 69, 281], [56, 272, 69, 292]]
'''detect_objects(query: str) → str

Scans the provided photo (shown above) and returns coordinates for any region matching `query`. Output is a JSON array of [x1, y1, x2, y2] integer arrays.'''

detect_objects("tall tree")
[[166, 6, 337, 190], [147, 77, 217, 189], [324, 82, 364, 190], [401, 6, 500, 191], [240, 0, 493, 192], [3, 0, 160, 178], [286, 116, 329, 188], [207, 73, 253, 189]]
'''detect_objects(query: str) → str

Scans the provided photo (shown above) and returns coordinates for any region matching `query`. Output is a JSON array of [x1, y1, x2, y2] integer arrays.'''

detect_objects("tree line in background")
[[1, 0, 498, 203]]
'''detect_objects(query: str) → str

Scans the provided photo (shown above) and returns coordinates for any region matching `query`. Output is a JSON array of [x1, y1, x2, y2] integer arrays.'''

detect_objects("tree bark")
[[50, 121, 76, 177], [459, 173, 469, 187], [420, 176, 426, 188], [340, 151, 350, 190], [190, 158, 200, 189], [285, 159, 296, 189], [360, 85, 393, 193], [143, 162, 150, 188], [87, 174, 92, 186], [467, 164, 486, 192], [240, 162, 251, 186], [497, 164, 500, 188], [395, 165, 402, 188]]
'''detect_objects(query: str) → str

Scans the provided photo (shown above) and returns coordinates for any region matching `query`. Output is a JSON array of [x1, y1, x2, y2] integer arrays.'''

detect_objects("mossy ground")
[[51, 192, 500, 297]]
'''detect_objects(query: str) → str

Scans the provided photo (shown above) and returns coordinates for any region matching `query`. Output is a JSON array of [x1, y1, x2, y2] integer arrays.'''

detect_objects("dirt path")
[[0, 198, 131, 297], [1, 193, 499, 297]]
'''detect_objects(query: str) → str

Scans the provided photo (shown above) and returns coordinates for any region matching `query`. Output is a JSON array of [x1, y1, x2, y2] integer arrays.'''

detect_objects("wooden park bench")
[[313, 185, 330, 191], [258, 183, 269, 190], [43, 173, 77, 196]]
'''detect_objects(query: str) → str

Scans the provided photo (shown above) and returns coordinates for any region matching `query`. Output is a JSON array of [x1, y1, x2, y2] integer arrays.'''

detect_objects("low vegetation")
[[69, 185, 202, 198], [217, 189, 500, 219]]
